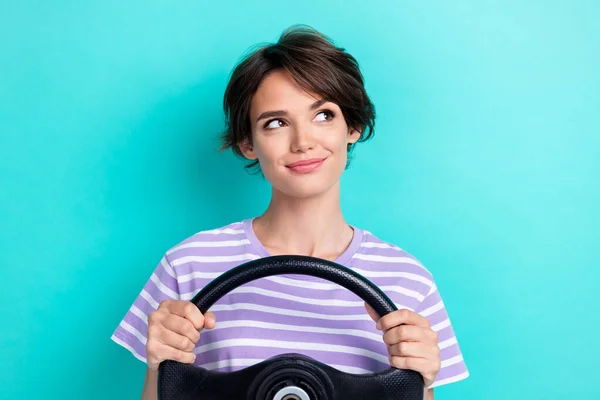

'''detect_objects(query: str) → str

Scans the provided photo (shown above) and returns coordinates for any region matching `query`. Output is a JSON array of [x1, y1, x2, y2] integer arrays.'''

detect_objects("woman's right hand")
[[146, 299, 216, 371]]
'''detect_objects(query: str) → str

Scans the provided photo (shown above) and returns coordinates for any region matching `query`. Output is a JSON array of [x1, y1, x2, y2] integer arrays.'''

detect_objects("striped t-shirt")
[[111, 218, 469, 388]]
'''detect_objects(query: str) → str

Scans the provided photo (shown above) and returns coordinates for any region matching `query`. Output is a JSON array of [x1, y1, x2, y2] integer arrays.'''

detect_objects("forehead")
[[250, 70, 321, 116]]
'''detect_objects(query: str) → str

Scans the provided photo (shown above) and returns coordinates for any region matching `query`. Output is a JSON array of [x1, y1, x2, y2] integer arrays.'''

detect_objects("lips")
[[285, 158, 326, 174]]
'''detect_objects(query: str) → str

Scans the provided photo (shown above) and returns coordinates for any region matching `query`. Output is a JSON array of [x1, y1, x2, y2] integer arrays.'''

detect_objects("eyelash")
[[263, 109, 336, 130]]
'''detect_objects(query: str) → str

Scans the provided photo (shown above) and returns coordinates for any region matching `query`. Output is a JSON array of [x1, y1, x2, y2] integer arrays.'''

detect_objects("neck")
[[253, 182, 354, 260]]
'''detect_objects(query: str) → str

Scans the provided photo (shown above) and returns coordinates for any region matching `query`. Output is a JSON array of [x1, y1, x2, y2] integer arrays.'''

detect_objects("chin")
[[274, 178, 339, 199]]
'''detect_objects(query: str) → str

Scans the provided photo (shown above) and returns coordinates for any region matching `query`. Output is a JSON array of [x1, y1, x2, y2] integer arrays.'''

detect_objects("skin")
[[140, 69, 439, 399]]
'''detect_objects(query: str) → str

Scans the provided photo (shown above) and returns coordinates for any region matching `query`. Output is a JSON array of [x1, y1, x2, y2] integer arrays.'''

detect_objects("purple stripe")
[[150, 270, 180, 294], [357, 246, 419, 259], [172, 260, 258, 275], [113, 328, 147, 360], [349, 257, 432, 277], [195, 346, 389, 372], [440, 343, 462, 361], [198, 327, 386, 352], [169, 245, 253, 259], [212, 293, 369, 314], [208, 309, 377, 330], [177, 230, 246, 243], [123, 310, 148, 338], [435, 325, 455, 342], [415, 290, 441, 311], [426, 308, 450, 326], [141, 280, 177, 303], [433, 360, 468, 382]]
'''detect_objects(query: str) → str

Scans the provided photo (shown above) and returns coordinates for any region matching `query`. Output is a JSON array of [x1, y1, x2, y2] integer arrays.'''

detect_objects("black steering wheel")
[[157, 255, 425, 399]]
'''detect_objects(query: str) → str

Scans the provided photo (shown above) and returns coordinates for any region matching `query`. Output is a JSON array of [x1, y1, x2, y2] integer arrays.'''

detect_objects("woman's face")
[[242, 69, 360, 199]]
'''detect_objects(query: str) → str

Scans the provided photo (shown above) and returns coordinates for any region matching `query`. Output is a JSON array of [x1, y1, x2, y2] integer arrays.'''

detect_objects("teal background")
[[1, 1, 598, 399]]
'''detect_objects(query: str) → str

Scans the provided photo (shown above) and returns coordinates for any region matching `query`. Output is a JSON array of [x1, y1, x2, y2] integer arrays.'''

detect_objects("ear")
[[238, 138, 257, 160], [347, 127, 361, 144]]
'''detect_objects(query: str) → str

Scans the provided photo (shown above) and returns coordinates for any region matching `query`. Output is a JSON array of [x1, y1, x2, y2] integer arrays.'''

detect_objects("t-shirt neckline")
[[242, 217, 363, 280]]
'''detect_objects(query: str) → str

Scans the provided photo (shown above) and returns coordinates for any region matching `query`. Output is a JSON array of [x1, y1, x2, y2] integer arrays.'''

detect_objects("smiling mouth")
[[285, 158, 326, 174]]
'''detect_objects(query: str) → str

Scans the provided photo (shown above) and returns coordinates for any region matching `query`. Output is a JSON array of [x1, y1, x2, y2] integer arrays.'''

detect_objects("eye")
[[264, 119, 286, 130], [314, 110, 335, 122]]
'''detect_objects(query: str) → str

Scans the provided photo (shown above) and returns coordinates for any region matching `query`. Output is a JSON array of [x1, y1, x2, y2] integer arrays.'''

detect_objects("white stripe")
[[352, 254, 422, 265], [360, 241, 398, 249], [111, 334, 146, 363], [167, 239, 250, 255], [353, 253, 431, 275], [171, 253, 259, 266], [228, 287, 363, 306], [119, 320, 147, 345], [212, 320, 382, 342], [265, 276, 336, 290], [426, 284, 437, 297], [131, 305, 148, 324], [197, 358, 262, 370], [429, 371, 470, 388], [438, 336, 457, 350], [201, 227, 244, 235], [351, 267, 432, 285], [209, 303, 374, 321], [432, 318, 451, 332], [140, 289, 159, 309], [441, 354, 464, 368], [160, 257, 176, 279], [419, 300, 444, 317], [194, 338, 389, 364], [178, 271, 222, 282], [330, 364, 373, 374], [150, 273, 179, 299], [196, 358, 372, 374]]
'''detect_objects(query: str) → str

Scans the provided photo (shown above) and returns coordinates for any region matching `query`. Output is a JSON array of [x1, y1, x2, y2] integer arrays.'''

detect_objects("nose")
[[290, 125, 316, 153]]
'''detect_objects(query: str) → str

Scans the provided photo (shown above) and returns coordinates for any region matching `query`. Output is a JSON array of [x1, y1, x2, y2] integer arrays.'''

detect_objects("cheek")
[[253, 139, 283, 168]]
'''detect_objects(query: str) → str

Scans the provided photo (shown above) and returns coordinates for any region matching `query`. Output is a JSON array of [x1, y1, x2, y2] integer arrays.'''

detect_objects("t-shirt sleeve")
[[110, 254, 180, 363], [415, 282, 470, 388]]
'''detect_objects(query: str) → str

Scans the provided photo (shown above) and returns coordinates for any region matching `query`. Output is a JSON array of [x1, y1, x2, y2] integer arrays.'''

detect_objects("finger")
[[364, 302, 381, 324], [388, 341, 437, 358], [382, 324, 438, 346], [388, 356, 435, 377], [203, 312, 217, 330], [388, 356, 439, 386], [157, 326, 197, 352], [168, 301, 205, 331], [378, 309, 431, 331], [153, 342, 196, 365], [161, 314, 201, 343]]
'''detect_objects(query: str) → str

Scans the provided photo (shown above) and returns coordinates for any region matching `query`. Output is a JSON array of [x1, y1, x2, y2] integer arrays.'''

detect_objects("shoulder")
[[162, 219, 253, 267], [352, 227, 436, 299]]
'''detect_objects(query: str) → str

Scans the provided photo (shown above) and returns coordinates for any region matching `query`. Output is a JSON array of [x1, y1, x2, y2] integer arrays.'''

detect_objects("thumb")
[[203, 311, 217, 330], [364, 302, 381, 324]]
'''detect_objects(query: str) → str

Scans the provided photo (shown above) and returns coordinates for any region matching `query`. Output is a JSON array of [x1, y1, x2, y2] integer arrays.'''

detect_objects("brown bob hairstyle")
[[220, 25, 376, 171]]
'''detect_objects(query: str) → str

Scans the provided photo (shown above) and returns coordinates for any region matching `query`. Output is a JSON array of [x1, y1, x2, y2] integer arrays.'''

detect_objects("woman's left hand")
[[365, 303, 441, 387]]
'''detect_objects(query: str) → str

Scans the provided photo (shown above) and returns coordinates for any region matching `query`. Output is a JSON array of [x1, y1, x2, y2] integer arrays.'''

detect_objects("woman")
[[112, 25, 469, 399]]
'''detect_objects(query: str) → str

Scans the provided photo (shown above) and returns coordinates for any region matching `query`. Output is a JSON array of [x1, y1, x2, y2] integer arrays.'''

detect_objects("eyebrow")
[[255, 98, 329, 123]]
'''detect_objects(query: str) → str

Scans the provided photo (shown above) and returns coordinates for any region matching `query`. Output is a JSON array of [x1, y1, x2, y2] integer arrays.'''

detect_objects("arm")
[[425, 388, 434, 400], [141, 368, 158, 400]]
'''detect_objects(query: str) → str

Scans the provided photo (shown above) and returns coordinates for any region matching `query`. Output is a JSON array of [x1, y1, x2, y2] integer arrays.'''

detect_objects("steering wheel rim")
[[157, 255, 425, 400]]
